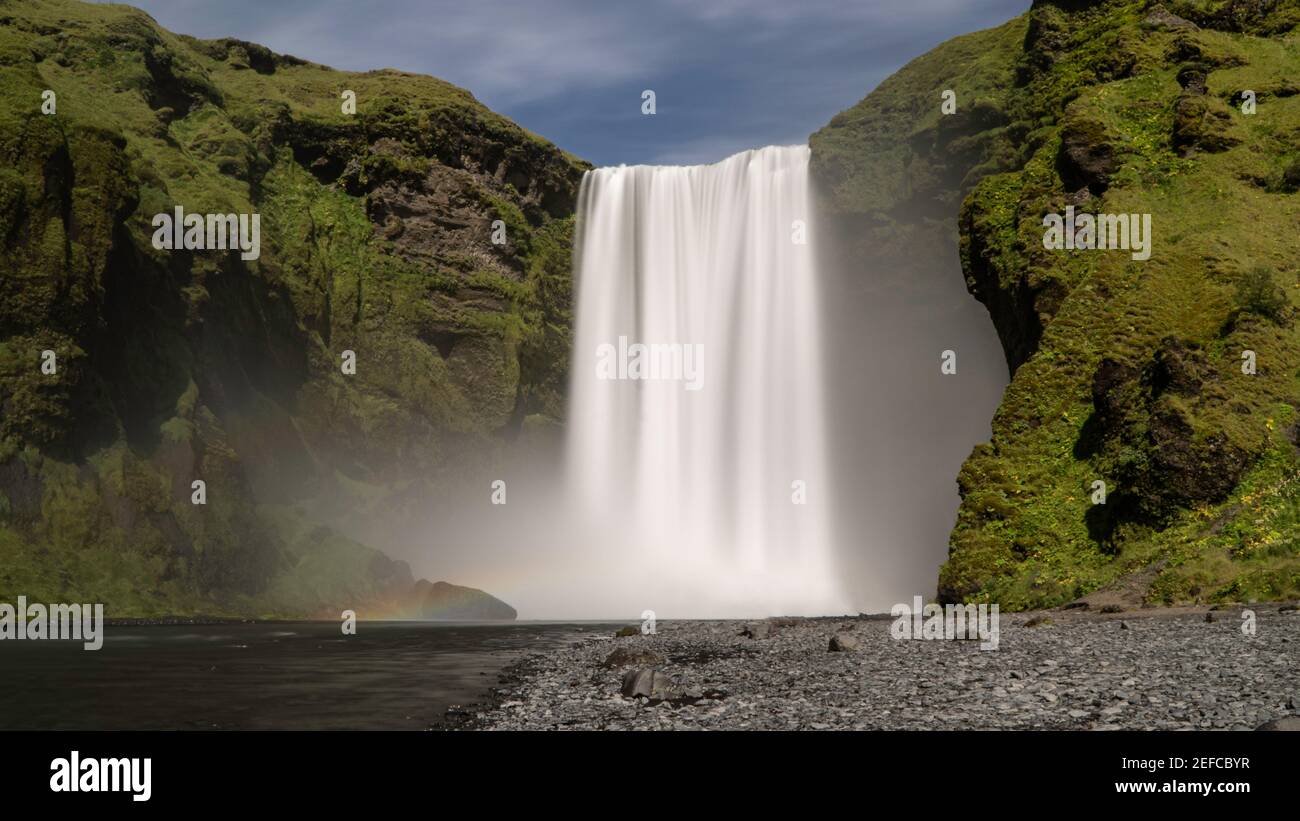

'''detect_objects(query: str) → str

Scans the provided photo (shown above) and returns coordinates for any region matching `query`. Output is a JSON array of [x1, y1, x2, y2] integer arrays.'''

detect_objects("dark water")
[[0, 621, 611, 730]]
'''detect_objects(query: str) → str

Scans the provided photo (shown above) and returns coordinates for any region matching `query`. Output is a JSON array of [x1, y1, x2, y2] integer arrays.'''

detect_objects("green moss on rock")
[[0, 0, 587, 617], [815, 0, 1300, 609]]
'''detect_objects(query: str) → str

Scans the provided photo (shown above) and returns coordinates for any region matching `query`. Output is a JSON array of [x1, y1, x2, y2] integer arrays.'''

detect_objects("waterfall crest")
[[566, 145, 848, 617]]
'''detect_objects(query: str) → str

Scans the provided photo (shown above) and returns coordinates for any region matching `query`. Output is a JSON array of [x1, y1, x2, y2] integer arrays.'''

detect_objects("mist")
[[356, 145, 1005, 620]]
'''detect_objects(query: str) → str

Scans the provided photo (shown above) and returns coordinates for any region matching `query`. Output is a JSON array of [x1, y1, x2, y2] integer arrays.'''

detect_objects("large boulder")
[[828, 633, 860, 652]]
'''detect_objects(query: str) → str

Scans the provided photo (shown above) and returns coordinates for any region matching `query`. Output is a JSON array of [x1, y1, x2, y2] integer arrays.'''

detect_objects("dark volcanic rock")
[[1057, 117, 1118, 194]]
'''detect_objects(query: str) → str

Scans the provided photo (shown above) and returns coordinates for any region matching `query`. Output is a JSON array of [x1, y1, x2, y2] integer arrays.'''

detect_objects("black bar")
[[1, 730, 1286, 808]]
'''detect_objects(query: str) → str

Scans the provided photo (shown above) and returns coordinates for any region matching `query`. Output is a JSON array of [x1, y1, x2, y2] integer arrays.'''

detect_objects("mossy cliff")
[[814, 0, 1300, 609], [0, 0, 583, 617]]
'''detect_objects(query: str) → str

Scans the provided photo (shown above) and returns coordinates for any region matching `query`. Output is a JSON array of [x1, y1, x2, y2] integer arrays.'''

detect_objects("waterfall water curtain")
[[567, 145, 849, 616]]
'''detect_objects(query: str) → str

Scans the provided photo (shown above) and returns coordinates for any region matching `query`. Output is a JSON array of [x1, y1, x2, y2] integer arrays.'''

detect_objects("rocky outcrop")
[[1171, 62, 1241, 154], [1057, 117, 1119, 194], [402, 580, 517, 620], [1143, 5, 1199, 32]]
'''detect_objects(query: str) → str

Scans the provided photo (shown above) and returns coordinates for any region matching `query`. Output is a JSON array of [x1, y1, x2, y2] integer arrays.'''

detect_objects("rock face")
[[813, 0, 1300, 610], [0, 1, 576, 616]]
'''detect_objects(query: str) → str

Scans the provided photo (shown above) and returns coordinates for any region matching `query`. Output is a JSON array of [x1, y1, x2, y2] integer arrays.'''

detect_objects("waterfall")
[[566, 145, 849, 617]]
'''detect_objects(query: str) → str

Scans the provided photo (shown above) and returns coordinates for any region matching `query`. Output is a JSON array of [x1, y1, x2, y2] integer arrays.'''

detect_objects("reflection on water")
[[0, 621, 608, 730]]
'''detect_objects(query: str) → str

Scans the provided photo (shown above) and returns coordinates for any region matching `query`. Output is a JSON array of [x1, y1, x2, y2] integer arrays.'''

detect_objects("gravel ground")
[[473, 605, 1300, 730]]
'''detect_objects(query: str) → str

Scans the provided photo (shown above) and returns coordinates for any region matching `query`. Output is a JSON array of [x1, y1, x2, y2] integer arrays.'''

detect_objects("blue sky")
[[129, 0, 1030, 166]]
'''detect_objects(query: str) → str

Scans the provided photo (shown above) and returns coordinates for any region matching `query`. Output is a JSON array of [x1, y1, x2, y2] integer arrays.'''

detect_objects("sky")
[[127, 0, 1030, 167]]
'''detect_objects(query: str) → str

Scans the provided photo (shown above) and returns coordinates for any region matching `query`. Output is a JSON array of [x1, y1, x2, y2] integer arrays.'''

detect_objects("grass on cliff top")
[[810, 14, 1028, 217], [1, 0, 582, 211]]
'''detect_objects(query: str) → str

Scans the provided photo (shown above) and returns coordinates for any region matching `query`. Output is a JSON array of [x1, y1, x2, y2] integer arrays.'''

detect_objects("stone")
[[828, 633, 860, 652], [620, 668, 684, 702], [1057, 116, 1118, 194], [1143, 6, 1199, 32]]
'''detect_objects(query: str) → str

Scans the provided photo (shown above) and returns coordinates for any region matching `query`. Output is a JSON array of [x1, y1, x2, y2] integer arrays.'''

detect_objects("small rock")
[[1143, 5, 1199, 32], [614, 626, 638, 638], [828, 633, 860, 652], [1025, 615, 1053, 628], [1119, 621, 1130, 630]]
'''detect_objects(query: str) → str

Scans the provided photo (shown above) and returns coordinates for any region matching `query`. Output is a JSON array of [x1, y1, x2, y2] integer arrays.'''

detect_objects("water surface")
[[0, 621, 610, 730]]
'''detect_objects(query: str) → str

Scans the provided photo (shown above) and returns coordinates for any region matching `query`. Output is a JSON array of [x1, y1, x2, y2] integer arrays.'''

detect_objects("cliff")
[[813, 0, 1300, 609], [0, 0, 585, 617]]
